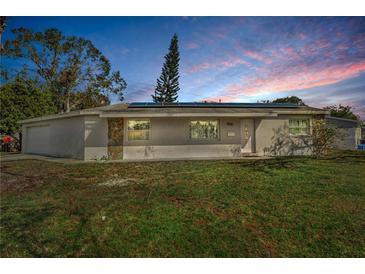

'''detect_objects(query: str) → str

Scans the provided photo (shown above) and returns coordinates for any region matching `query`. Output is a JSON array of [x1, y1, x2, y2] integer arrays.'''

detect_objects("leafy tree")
[[306, 119, 337, 157], [324, 104, 359, 120], [69, 90, 110, 110], [258, 100, 271, 103], [272, 96, 306, 106], [0, 16, 7, 79], [152, 34, 180, 103], [2, 28, 127, 112], [0, 77, 56, 134], [0, 16, 6, 37]]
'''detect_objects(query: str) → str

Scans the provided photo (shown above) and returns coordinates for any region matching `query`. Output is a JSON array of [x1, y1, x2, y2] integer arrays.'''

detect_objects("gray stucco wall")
[[122, 115, 313, 159], [255, 115, 313, 156], [122, 117, 244, 159], [326, 117, 361, 150], [84, 116, 108, 160], [255, 117, 286, 156], [22, 116, 85, 159], [123, 117, 242, 146]]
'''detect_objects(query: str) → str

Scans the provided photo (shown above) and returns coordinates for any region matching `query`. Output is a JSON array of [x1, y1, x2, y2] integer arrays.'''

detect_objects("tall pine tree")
[[152, 34, 180, 103]]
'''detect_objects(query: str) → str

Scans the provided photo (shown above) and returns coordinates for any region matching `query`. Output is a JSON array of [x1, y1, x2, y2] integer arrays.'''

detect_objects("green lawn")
[[1, 151, 365, 257]]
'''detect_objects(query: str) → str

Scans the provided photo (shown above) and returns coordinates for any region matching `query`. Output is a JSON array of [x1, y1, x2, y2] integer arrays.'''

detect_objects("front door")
[[241, 119, 254, 153]]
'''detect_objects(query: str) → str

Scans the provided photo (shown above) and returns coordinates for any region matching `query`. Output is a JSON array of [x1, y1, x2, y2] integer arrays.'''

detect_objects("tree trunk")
[[66, 93, 70, 113]]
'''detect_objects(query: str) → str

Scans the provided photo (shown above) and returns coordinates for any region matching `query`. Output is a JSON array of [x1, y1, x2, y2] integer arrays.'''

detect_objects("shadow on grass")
[[228, 157, 307, 174], [230, 150, 365, 174]]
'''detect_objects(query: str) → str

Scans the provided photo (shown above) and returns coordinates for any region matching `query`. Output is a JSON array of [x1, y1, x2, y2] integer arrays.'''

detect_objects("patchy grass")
[[0, 151, 17, 156], [1, 151, 365, 257]]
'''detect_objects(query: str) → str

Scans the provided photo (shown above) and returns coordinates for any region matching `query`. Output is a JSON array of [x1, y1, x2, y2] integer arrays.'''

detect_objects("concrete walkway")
[[0, 153, 82, 164], [1, 153, 270, 164]]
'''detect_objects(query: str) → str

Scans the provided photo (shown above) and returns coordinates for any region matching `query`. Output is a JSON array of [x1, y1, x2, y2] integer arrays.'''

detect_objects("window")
[[289, 119, 310, 135], [190, 120, 219, 140], [127, 119, 150, 140]]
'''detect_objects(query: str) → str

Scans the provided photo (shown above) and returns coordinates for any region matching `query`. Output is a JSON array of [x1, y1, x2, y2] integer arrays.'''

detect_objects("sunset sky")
[[3, 16, 365, 118]]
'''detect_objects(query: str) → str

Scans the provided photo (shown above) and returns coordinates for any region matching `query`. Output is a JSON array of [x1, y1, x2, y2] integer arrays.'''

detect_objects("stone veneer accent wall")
[[107, 118, 124, 160]]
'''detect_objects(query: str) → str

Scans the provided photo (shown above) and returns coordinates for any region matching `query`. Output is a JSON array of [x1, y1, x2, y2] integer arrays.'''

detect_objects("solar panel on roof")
[[128, 102, 300, 108]]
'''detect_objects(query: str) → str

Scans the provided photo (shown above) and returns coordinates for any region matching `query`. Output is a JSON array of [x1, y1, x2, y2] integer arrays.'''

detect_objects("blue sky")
[[2, 16, 365, 118]]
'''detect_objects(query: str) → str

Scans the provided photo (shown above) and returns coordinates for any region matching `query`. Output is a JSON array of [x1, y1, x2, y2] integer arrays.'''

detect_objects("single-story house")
[[325, 116, 362, 150], [20, 102, 328, 160]]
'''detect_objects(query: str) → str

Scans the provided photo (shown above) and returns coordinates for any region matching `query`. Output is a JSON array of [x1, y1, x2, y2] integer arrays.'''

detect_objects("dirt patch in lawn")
[[97, 176, 140, 187], [0, 170, 45, 193]]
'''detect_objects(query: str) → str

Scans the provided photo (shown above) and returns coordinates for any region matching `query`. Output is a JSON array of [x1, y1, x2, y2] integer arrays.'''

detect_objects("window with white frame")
[[289, 119, 310, 135], [190, 120, 219, 140], [127, 119, 150, 140]]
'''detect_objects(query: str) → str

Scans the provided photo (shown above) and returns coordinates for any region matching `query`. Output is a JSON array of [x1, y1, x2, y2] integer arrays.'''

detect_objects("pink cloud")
[[269, 49, 281, 59], [221, 56, 250, 68], [314, 39, 331, 49], [275, 40, 332, 61], [188, 62, 212, 73], [298, 44, 318, 57], [283, 47, 301, 59], [222, 60, 365, 99], [284, 47, 295, 54], [269, 46, 309, 61], [243, 50, 272, 64], [354, 33, 365, 48], [187, 55, 251, 73], [337, 44, 349, 50], [186, 42, 199, 50]]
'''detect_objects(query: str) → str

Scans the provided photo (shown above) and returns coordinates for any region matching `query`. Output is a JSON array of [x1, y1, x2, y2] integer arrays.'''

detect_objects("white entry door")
[[241, 119, 254, 153]]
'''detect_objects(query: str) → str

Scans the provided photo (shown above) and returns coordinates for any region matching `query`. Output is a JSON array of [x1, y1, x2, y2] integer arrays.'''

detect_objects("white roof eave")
[[19, 109, 329, 124]]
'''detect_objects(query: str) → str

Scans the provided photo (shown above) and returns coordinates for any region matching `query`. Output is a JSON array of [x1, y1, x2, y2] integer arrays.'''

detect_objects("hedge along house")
[[20, 102, 328, 161]]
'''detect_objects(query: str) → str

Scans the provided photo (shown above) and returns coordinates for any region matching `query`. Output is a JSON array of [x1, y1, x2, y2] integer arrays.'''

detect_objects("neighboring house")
[[325, 116, 362, 150], [20, 102, 328, 160]]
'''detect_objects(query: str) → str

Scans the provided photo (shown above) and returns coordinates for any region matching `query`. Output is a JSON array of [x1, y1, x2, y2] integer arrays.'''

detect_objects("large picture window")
[[127, 119, 150, 140], [289, 119, 310, 135], [190, 120, 219, 140]]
